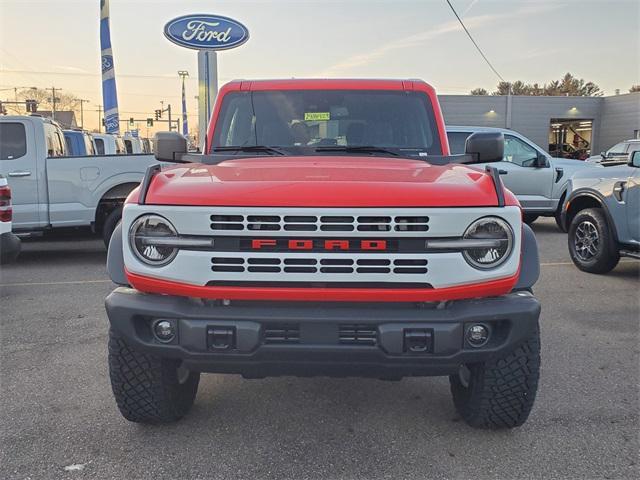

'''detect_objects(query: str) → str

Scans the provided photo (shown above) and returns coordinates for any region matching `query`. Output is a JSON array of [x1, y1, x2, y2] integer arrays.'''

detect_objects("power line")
[[444, 0, 506, 83]]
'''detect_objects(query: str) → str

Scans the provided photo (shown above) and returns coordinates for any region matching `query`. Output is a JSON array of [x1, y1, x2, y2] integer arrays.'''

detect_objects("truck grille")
[[211, 256, 428, 276], [210, 214, 429, 232]]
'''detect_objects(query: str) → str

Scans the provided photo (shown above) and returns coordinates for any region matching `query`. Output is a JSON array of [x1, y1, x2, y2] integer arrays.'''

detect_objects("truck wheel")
[[108, 329, 200, 424], [102, 207, 122, 248], [449, 322, 540, 429], [568, 208, 619, 274], [523, 214, 539, 225]]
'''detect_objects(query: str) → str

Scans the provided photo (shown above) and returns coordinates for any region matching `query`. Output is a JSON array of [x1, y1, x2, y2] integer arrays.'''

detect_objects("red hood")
[[141, 157, 511, 207]]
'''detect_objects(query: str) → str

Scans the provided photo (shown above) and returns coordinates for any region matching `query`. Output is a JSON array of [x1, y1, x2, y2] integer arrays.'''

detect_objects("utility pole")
[[178, 70, 189, 136], [78, 99, 90, 129], [45, 87, 61, 121], [167, 103, 172, 132], [96, 104, 103, 132]]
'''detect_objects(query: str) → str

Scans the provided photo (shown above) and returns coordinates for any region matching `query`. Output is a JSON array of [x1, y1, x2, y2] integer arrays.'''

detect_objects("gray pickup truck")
[[447, 126, 602, 229], [0, 115, 156, 247], [562, 150, 640, 273]]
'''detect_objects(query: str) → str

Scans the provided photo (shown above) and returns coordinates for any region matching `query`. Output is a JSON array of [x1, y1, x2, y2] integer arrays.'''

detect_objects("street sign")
[[163, 14, 249, 51]]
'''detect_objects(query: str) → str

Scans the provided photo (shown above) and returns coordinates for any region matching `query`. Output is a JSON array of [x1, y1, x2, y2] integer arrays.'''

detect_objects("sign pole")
[[198, 50, 218, 151]]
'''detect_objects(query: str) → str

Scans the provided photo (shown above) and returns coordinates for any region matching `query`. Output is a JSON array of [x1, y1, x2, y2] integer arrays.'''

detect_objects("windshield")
[[211, 90, 442, 156]]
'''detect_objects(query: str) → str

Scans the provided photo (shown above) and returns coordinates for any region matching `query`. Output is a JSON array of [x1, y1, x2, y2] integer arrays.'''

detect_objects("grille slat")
[[339, 324, 377, 346], [209, 213, 430, 234], [264, 323, 300, 344]]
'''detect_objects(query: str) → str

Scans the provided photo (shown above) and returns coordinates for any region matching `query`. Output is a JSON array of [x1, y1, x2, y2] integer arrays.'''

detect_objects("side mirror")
[[600, 151, 606, 158], [630, 150, 640, 168], [533, 153, 549, 168], [464, 132, 504, 163], [154, 131, 187, 161]]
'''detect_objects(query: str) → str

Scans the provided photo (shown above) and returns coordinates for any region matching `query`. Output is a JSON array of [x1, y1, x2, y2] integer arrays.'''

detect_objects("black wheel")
[[523, 214, 539, 225], [108, 329, 200, 424], [449, 322, 540, 429], [102, 206, 122, 248], [568, 208, 619, 274]]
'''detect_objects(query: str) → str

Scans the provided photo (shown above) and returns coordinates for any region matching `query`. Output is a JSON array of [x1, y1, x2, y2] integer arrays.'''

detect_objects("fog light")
[[466, 324, 489, 347], [153, 320, 175, 343]]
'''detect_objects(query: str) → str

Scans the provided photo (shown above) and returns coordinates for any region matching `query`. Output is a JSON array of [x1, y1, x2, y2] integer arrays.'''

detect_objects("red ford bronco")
[[106, 79, 541, 429]]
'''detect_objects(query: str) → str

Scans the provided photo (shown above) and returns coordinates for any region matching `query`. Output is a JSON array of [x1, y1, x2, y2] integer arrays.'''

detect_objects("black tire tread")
[[108, 329, 199, 424], [450, 323, 540, 429]]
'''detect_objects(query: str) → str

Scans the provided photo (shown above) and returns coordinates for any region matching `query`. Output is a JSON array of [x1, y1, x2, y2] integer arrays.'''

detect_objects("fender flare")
[[106, 222, 128, 286], [514, 223, 540, 290], [565, 189, 618, 243]]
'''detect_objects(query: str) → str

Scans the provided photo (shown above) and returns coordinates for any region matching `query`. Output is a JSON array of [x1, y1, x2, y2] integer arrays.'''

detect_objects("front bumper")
[[0, 231, 21, 264], [105, 288, 540, 379]]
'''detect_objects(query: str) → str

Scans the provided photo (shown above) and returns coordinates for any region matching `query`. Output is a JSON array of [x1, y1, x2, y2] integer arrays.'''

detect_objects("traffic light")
[[129, 117, 135, 127], [25, 99, 38, 113], [147, 118, 153, 127], [154, 109, 162, 120]]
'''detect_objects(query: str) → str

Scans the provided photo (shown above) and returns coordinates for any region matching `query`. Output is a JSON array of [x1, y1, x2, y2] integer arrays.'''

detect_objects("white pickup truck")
[[0, 115, 157, 247], [0, 175, 20, 263]]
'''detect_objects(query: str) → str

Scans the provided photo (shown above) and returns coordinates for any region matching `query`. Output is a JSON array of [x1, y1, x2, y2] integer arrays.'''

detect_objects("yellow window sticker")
[[304, 112, 330, 121]]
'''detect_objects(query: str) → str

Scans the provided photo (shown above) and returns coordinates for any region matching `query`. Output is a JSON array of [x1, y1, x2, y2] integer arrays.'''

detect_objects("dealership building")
[[438, 92, 640, 158]]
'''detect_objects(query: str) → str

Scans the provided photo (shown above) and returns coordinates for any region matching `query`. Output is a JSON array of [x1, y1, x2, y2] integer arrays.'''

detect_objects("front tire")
[[568, 208, 619, 274], [102, 206, 122, 248], [449, 322, 540, 429], [108, 329, 200, 424], [523, 214, 539, 225]]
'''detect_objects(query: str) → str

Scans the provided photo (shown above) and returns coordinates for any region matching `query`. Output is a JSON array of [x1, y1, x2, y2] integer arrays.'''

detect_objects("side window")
[[64, 136, 73, 155], [607, 142, 628, 156], [53, 131, 65, 157], [446, 132, 471, 154], [124, 140, 133, 154], [95, 138, 105, 155], [0, 122, 28, 160], [504, 135, 538, 166]]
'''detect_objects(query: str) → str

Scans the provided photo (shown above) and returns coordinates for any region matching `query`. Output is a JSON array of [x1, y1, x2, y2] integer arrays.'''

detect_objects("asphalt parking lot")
[[1, 218, 638, 480]]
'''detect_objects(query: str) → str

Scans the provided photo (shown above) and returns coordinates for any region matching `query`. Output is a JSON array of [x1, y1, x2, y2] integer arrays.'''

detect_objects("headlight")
[[462, 216, 513, 269], [129, 214, 179, 266]]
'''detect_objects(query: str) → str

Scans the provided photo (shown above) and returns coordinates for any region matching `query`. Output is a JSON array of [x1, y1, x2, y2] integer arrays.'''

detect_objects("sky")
[[0, 0, 638, 133]]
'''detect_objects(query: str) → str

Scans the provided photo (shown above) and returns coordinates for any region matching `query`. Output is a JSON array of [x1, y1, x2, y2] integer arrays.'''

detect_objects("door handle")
[[613, 181, 626, 202], [8, 171, 31, 177]]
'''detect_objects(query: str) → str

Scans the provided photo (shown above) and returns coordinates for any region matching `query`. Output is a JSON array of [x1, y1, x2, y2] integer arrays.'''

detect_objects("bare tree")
[[469, 87, 488, 95], [470, 73, 603, 97], [630, 85, 640, 93]]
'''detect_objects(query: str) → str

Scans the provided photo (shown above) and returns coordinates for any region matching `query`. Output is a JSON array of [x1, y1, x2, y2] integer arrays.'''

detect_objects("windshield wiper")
[[211, 145, 287, 156], [314, 145, 399, 157]]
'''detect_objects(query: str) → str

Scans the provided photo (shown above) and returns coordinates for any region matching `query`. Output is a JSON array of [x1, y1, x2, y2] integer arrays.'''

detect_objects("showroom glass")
[[212, 90, 442, 155], [0, 123, 27, 160], [504, 135, 537, 166]]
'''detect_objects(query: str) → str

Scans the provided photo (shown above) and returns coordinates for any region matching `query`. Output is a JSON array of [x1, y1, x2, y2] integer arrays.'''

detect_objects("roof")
[[224, 78, 431, 91], [35, 110, 77, 128]]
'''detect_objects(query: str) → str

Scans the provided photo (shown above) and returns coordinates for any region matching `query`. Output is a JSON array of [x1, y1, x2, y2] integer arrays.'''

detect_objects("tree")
[[469, 87, 488, 95], [630, 85, 640, 93], [12, 87, 81, 115], [470, 73, 603, 97]]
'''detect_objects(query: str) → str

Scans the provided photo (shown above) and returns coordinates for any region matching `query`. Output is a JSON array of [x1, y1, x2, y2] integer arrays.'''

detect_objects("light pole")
[[78, 99, 90, 129], [178, 71, 189, 137]]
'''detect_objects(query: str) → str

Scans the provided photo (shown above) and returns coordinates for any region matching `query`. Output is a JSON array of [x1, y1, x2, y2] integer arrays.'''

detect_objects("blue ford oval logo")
[[164, 14, 249, 51]]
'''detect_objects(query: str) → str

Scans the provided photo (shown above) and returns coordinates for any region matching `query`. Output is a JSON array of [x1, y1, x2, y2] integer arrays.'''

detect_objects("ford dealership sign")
[[164, 14, 249, 50]]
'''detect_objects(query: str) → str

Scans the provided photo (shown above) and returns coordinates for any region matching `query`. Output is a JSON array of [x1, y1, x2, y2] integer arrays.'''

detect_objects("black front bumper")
[[0, 231, 21, 264], [105, 288, 540, 379]]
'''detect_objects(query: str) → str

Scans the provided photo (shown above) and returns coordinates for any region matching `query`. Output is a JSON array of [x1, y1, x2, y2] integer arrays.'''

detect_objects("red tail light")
[[0, 185, 13, 222]]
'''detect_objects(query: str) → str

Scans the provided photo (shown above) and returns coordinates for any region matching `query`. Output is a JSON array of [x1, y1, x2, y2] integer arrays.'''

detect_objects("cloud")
[[53, 65, 90, 73], [316, 3, 561, 76], [462, 0, 481, 18]]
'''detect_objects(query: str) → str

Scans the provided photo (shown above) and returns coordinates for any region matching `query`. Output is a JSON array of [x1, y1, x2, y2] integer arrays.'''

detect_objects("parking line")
[[0, 279, 112, 287]]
